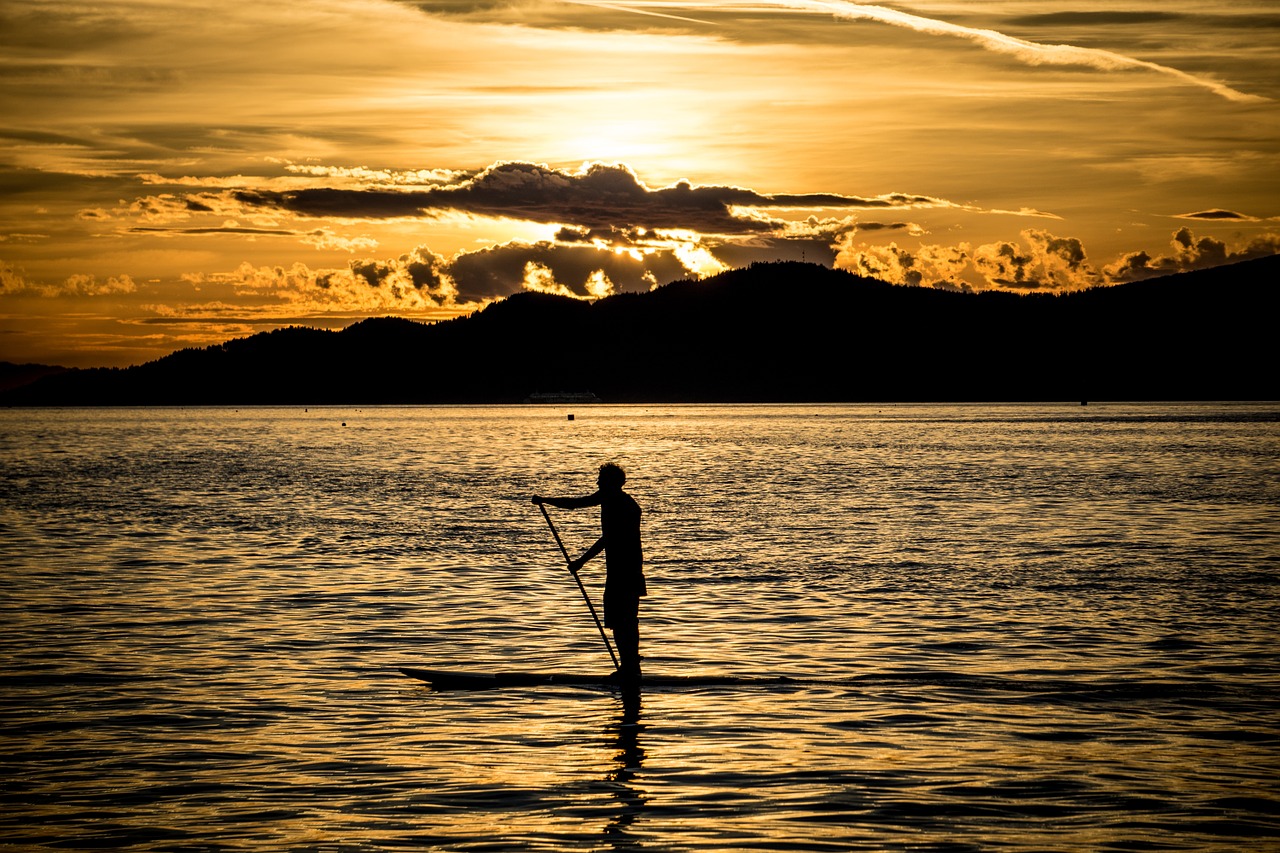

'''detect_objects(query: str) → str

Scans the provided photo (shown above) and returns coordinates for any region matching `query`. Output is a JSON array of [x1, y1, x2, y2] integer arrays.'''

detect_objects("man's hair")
[[598, 463, 626, 488]]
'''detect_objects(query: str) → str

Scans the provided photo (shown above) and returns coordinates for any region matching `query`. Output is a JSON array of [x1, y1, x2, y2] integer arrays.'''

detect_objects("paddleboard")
[[399, 667, 797, 690]]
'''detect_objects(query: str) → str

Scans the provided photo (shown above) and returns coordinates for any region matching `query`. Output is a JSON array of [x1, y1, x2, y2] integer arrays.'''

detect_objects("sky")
[[2, 0, 1278, 367]]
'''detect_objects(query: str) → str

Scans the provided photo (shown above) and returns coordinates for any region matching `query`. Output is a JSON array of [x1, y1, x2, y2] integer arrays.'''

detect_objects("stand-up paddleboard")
[[400, 667, 798, 690]]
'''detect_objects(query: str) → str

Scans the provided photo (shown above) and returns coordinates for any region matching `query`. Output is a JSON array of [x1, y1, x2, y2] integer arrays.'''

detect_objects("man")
[[533, 463, 646, 682]]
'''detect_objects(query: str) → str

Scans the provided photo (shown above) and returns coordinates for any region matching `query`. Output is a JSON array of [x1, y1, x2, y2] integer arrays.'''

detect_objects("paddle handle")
[[538, 502, 620, 672], [540, 501, 574, 564]]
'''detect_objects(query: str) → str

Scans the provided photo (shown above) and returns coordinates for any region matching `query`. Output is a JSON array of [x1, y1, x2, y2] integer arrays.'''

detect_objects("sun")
[[565, 119, 680, 165]]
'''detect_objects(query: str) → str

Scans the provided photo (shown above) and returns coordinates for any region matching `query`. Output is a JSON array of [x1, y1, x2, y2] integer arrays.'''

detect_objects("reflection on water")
[[606, 691, 646, 848], [0, 403, 1277, 851]]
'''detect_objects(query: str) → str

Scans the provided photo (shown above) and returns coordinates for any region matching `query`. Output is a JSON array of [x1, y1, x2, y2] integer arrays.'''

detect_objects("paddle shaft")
[[538, 503, 620, 672]]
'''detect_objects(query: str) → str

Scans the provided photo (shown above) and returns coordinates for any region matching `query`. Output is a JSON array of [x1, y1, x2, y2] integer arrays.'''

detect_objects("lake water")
[[2, 403, 1278, 851]]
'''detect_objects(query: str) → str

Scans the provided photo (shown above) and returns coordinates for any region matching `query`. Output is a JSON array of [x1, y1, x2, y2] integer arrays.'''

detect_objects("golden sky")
[[2, 0, 1278, 366]]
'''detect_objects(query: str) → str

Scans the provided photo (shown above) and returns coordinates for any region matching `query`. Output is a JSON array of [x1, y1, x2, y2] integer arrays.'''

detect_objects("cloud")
[[300, 230, 380, 253], [277, 162, 464, 187], [328, 218, 782, 304], [349, 247, 457, 303], [837, 227, 1280, 291], [1103, 228, 1280, 282], [835, 238, 975, 291], [627, 0, 1259, 102], [1174, 209, 1259, 222], [703, 216, 921, 269], [181, 260, 456, 315], [519, 262, 584, 299], [971, 231, 1092, 291], [232, 161, 962, 233], [150, 224, 1280, 325], [424, 214, 930, 299], [1, 261, 138, 297], [123, 222, 379, 252], [1006, 12, 1185, 27], [1008, 11, 1280, 30], [407, 0, 717, 28], [764, 1, 1266, 103], [433, 238, 699, 302], [161, 236, 696, 319], [0, 259, 30, 294], [62, 273, 139, 297], [837, 228, 1101, 292], [394, 1, 526, 18], [110, 159, 951, 309], [116, 163, 1053, 287], [129, 225, 295, 237]]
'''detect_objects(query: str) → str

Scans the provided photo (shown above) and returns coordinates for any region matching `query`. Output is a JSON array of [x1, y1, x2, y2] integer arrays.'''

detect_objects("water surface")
[[2, 403, 1278, 850]]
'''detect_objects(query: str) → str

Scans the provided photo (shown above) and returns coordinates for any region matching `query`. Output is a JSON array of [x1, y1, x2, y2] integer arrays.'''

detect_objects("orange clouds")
[[836, 227, 1280, 293]]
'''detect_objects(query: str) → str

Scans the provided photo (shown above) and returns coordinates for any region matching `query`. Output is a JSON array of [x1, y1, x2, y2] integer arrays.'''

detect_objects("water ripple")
[[1, 404, 1277, 851]]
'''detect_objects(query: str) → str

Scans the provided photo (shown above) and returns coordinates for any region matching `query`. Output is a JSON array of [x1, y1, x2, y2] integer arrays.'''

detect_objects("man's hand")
[[531, 495, 544, 505], [568, 557, 585, 576]]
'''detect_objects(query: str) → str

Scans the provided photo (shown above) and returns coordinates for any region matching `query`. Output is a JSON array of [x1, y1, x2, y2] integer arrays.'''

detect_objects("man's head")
[[597, 463, 626, 490]]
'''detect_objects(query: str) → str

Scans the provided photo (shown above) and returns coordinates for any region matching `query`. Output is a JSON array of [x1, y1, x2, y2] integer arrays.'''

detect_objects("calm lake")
[[2, 403, 1278, 851]]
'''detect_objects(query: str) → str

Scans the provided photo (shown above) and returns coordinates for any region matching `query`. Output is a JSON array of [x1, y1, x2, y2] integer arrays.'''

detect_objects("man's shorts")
[[603, 588, 640, 630]]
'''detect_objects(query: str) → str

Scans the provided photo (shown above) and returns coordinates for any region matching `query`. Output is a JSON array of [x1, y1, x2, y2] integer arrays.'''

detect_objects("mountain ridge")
[[4, 257, 1277, 404]]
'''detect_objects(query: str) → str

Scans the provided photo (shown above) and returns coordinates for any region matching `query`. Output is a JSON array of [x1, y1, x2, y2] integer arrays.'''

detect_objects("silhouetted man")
[[533, 463, 646, 682]]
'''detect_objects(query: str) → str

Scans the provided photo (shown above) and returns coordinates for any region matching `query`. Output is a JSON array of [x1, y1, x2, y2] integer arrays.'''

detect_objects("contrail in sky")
[[579, 0, 1266, 103], [564, 0, 717, 26]]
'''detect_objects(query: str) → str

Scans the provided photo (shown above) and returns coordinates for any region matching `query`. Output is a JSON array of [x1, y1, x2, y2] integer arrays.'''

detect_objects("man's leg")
[[607, 595, 641, 681], [613, 618, 640, 680]]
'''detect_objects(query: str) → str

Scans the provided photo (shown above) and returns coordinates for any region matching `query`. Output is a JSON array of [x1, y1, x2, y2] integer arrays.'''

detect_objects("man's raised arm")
[[532, 492, 602, 509]]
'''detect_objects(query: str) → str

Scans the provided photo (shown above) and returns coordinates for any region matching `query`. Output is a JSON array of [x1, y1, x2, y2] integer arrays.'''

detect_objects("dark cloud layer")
[[233, 161, 946, 234], [129, 226, 295, 236], [448, 242, 687, 301], [105, 160, 1280, 306], [710, 236, 838, 270], [344, 236, 717, 302], [1176, 209, 1257, 221], [1006, 11, 1184, 26]]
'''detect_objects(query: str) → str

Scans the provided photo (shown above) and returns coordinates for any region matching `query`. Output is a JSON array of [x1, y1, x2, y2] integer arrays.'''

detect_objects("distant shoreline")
[[3, 258, 1277, 406]]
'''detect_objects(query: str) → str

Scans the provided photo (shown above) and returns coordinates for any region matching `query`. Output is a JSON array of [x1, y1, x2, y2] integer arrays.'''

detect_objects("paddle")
[[537, 502, 620, 672]]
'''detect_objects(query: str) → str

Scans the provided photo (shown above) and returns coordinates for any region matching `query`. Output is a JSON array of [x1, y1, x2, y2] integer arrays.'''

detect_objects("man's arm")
[[532, 492, 602, 510], [570, 536, 606, 575]]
